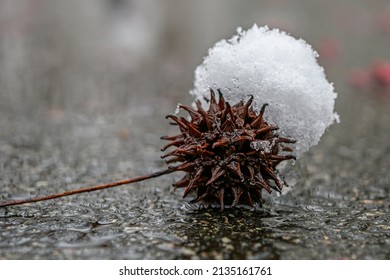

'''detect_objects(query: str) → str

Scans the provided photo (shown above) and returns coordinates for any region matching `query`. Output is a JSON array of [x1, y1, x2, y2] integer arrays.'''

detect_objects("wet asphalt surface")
[[1, 90, 389, 260], [0, 0, 389, 260]]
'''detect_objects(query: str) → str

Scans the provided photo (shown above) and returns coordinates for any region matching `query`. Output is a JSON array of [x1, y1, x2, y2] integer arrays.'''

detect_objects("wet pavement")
[[1, 89, 389, 259], [0, 0, 389, 259]]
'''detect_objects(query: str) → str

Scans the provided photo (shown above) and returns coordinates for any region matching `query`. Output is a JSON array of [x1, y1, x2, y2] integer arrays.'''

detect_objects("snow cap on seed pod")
[[190, 24, 339, 157]]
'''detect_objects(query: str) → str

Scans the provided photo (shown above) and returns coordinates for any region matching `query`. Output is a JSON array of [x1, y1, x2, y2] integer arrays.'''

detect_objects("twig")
[[0, 168, 174, 208]]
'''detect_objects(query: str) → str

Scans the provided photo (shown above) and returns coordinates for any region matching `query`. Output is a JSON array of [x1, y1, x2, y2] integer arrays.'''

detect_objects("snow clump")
[[190, 24, 339, 157]]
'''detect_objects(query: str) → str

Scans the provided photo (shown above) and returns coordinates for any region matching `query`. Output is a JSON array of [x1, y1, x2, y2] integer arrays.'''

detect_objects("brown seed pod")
[[161, 89, 296, 210], [0, 89, 296, 210]]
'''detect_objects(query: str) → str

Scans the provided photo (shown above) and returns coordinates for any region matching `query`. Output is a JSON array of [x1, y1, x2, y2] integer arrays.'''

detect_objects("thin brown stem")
[[0, 168, 174, 208]]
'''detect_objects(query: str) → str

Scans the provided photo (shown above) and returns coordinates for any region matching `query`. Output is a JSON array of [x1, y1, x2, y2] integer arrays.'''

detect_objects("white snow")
[[250, 140, 273, 153], [190, 24, 339, 157]]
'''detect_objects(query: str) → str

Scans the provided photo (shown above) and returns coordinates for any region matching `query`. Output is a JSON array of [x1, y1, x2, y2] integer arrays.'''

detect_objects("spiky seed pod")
[[0, 89, 297, 209], [161, 89, 296, 210]]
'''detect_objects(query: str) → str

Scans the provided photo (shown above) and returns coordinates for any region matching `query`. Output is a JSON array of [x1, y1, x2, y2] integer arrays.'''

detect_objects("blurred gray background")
[[1, 0, 389, 116], [0, 0, 389, 259]]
